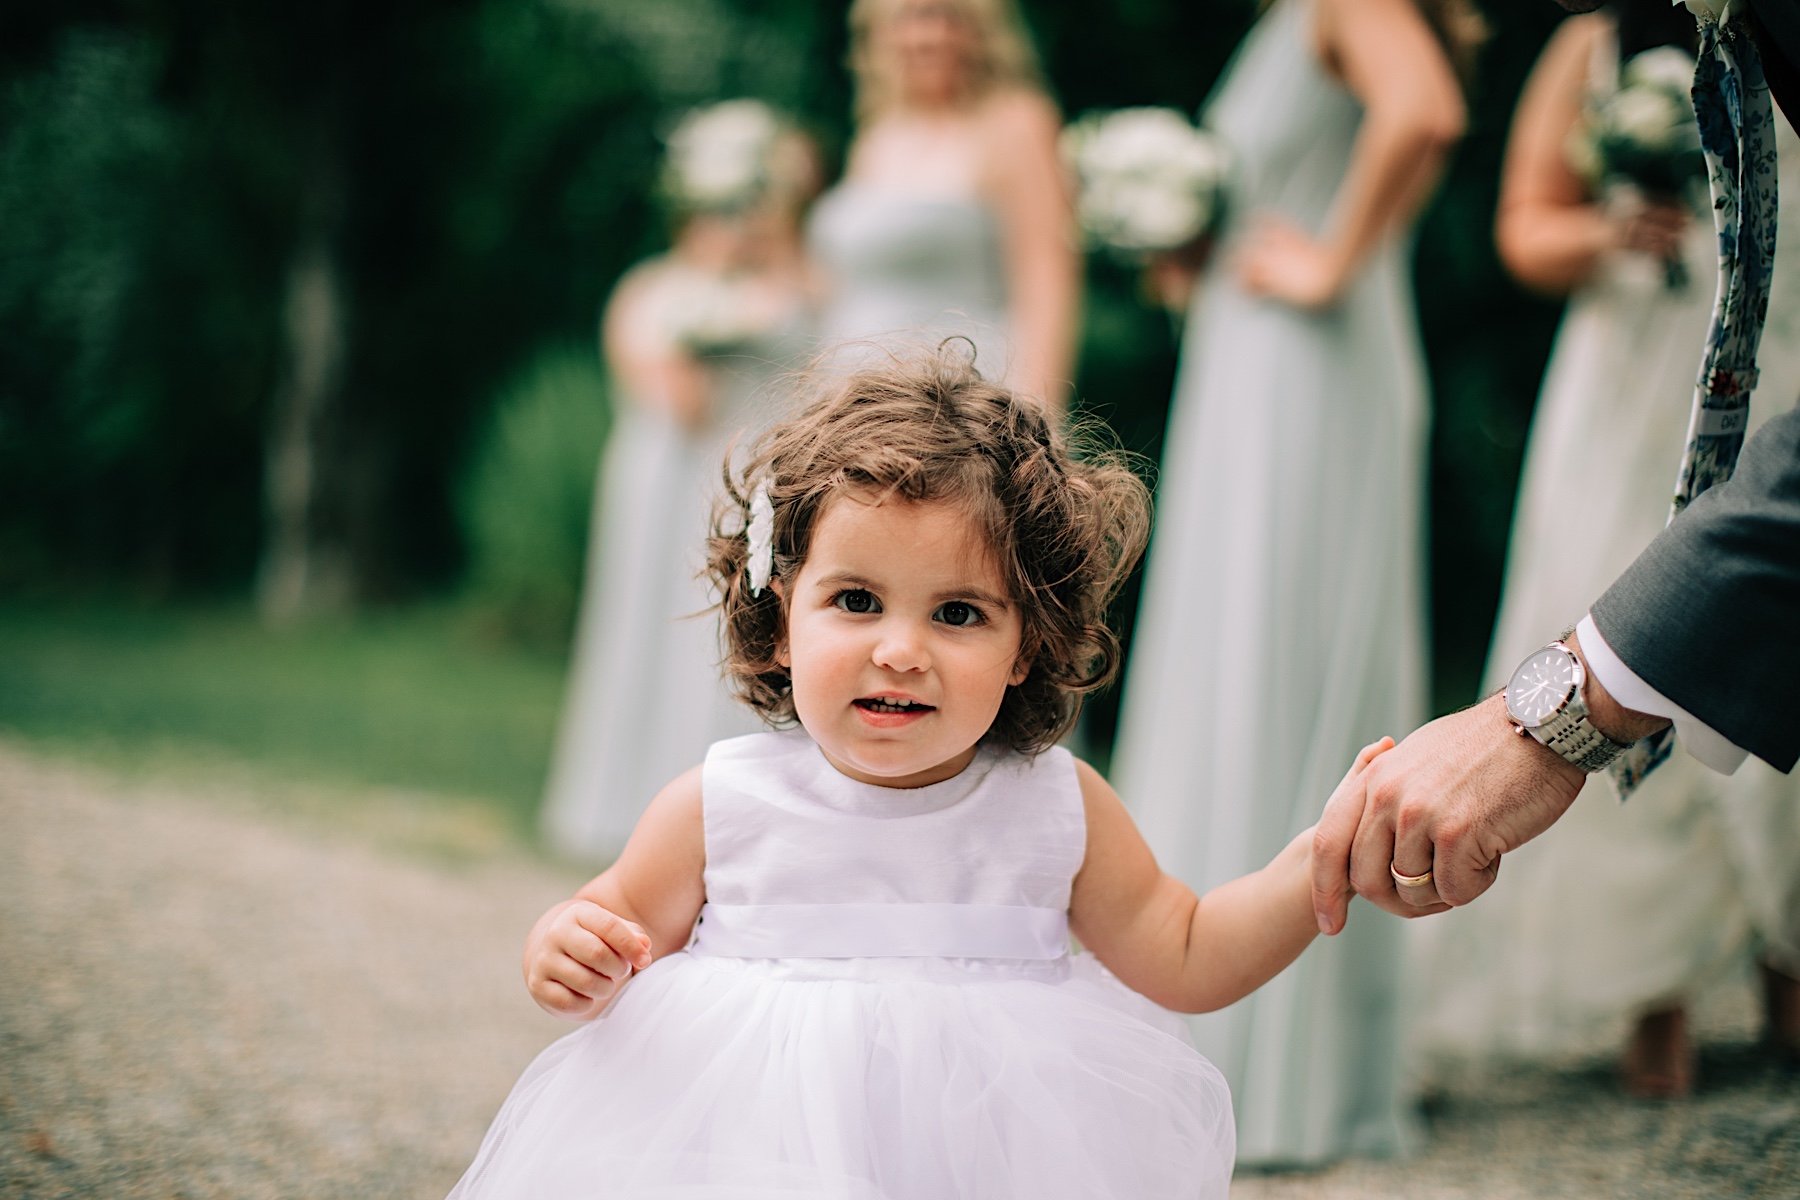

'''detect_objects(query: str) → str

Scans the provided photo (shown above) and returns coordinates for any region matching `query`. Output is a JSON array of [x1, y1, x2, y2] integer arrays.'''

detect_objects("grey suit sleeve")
[[1590, 404, 1800, 772]]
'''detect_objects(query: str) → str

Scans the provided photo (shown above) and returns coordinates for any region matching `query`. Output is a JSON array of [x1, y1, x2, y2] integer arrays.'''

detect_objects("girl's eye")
[[834, 589, 879, 614], [935, 600, 985, 627]]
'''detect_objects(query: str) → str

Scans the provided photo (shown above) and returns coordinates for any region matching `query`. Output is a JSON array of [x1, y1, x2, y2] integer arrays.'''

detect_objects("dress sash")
[[688, 901, 1070, 960]]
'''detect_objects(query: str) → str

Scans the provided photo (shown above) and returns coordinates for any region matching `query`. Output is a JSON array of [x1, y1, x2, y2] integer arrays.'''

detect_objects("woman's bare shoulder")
[[979, 86, 1060, 130]]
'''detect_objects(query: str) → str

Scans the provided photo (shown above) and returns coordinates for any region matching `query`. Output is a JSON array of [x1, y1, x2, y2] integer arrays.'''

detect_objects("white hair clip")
[[746, 484, 774, 597]]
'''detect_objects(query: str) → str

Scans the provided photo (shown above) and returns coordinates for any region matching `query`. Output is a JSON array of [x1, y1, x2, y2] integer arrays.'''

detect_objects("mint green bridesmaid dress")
[[1111, 0, 1429, 1166]]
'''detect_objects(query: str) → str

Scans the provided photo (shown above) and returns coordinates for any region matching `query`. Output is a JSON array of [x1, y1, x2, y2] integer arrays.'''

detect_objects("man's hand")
[[1310, 694, 1587, 934]]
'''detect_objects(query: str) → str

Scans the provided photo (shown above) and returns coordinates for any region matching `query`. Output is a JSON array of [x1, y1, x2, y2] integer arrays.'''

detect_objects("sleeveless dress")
[[540, 260, 811, 861], [454, 730, 1234, 1198], [806, 182, 1012, 382], [1109, 0, 1427, 1165], [1406, 26, 1800, 1065]]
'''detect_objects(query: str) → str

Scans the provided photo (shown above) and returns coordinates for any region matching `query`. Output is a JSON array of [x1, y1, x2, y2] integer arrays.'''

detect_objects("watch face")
[[1506, 646, 1579, 727]]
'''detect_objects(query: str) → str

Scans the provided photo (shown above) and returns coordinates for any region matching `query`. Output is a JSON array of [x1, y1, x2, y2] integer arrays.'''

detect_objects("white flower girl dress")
[[451, 729, 1234, 1198]]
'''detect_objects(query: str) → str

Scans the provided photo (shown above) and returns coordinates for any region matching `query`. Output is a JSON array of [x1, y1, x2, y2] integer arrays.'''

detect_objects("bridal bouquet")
[[661, 99, 787, 214], [1566, 46, 1707, 286], [1062, 107, 1231, 258]]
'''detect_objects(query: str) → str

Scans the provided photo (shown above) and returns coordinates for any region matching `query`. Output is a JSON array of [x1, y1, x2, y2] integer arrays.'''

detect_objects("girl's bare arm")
[[1069, 742, 1390, 1013], [523, 767, 707, 1020]]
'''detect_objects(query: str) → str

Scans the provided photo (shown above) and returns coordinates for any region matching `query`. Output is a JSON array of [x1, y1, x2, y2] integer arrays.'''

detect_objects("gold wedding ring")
[[1390, 863, 1434, 889]]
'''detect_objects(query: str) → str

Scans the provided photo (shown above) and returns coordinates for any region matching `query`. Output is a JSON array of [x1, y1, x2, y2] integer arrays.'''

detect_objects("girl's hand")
[[1341, 735, 1397, 789], [1237, 217, 1350, 310], [524, 899, 654, 1022], [1279, 740, 1394, 906]]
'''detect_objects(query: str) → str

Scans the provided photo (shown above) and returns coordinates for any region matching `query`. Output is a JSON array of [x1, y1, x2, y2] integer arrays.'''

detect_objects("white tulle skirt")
[[449, 952, 1234, 1199]]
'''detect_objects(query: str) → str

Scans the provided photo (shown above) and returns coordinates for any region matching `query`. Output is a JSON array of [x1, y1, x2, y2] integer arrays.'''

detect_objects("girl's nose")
[[872, 620, 930, 673]]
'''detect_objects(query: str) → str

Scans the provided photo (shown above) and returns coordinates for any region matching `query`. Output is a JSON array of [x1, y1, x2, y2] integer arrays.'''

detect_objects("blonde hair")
[[847, 0, 1046, 121], [706, 345, 1151, 755]]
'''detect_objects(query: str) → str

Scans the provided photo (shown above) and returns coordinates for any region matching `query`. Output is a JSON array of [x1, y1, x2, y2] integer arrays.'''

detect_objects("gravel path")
[[3, 738, 1795, 1198]]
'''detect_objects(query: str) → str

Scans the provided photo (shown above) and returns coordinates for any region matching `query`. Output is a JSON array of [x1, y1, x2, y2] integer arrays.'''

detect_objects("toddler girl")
[[449, 348, 1386, 1199]]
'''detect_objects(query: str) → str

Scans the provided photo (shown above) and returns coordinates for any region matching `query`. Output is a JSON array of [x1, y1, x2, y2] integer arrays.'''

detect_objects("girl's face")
[[779, 494, 1026, 788], [875, 0, 976, 108]]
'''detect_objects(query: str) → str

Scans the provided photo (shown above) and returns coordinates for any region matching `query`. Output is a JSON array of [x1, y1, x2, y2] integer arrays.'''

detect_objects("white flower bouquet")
[[661, 99, 786, 214], [1062, 107, 1231, 258], [1566, 46, 1707, 285]]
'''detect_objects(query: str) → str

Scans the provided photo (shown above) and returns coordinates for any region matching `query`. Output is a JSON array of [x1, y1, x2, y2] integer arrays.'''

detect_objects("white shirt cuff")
[[1576, 614, 1749, 774]]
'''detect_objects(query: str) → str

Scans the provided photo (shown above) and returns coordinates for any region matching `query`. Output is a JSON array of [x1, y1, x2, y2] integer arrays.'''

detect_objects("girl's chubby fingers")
[[544, 953, 613, 1000], [567, 932, 634, 983], [553, 920, 621, 978], [1311, 739, 1395, 935], [569, 902, 654, 973], [528, 968, 605, 1020], [1352, 736, 1396, 773]]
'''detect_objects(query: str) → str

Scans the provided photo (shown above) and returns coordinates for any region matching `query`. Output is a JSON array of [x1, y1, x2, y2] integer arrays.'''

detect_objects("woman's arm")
[[1498, 15, 1617, 294], [1496, 15, 1688, 295], [982, 89, 1081, 416], [1239, 0, 1466, 308], [1068, 742, 1390, 1013], [523, 767, 707, 1020], [601, 264, 712, 431]]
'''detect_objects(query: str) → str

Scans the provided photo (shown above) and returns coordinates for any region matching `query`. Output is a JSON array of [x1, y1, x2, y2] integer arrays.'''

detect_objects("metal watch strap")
[[1539, 713, 1630, 772]]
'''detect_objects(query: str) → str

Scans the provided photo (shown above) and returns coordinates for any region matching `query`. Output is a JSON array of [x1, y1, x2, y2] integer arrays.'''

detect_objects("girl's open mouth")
[[854, 697, 935, 714]]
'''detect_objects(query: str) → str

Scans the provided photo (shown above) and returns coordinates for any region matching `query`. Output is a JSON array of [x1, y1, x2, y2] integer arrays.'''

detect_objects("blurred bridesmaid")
[[1409, 1, 1800, 1099], [808, 0, 1078, 413], [541, 103, 820, 861], [1108, 0, 1479, 1168]]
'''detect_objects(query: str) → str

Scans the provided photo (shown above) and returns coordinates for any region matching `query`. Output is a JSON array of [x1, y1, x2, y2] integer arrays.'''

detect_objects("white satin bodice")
[[690, 731, 1083, 963]]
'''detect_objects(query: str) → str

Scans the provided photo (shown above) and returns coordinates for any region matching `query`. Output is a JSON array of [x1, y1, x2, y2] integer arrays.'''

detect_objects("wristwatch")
[[1503, 640, 1633, 773]]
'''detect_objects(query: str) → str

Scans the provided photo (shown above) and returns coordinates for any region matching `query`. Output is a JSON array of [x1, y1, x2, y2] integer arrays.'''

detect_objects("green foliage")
[[458, 346, 610, 648], [0, 599, 564, 824], [0, 0, 862, 600], [0, 27, 271, 589]]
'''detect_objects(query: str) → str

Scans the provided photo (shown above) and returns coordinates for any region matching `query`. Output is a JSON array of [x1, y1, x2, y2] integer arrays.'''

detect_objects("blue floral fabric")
[[1611, 12, 1778, 793]]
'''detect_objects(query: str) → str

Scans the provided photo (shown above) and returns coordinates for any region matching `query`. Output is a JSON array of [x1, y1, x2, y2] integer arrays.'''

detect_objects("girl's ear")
[[1008, 655, 1031, 687]]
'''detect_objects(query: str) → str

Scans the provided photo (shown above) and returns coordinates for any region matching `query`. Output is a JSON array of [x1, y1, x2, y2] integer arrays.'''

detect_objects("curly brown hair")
[[706, 345, 1151, 756]]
